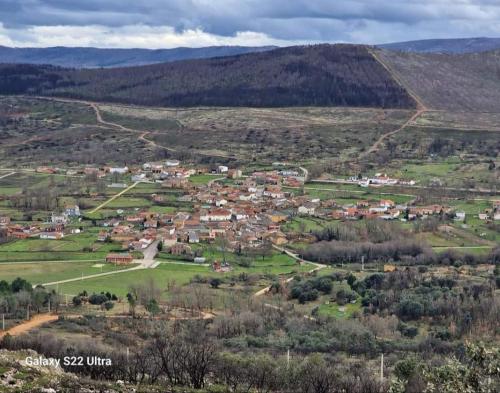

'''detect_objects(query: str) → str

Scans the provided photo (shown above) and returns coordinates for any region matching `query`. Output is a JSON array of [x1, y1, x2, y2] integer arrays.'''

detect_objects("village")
[[1, 160, 498, 271]]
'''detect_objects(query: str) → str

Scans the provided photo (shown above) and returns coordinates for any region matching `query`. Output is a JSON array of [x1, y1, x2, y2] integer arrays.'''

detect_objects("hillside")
[[379, 37, 500, 54], [0, 45, 276, 68], [377, 48, 500, 111], [0, 45, 416, 108]]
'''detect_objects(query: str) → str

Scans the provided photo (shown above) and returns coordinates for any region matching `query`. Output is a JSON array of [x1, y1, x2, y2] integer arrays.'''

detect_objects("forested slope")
[[0, 45, 416, 108]]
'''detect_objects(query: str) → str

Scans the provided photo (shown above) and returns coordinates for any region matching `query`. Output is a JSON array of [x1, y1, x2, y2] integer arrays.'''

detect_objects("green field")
[[0, 261, 135, 285], [188, 174, 222, 185], [46, 263, 212, 297], [0, 232, 122, 262]]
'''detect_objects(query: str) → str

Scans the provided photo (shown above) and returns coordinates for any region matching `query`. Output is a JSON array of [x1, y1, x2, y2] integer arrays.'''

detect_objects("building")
[[51, 213, 68, 225], [166, 159, 180, 167], [109, 166, 129, 174], [65, 205, 81, 217], [170, 243, 192, 255], [200, 208, 232, 222], [106, 253, 134, 265], [40, 232, 64, 240], [298, 202, 317, 216], [227, 169, 243, 179]]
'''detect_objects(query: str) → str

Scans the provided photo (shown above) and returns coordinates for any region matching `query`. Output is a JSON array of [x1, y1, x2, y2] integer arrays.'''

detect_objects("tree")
[[11, 277, 32, 293], [103, 301, 114, 311], [72, 296, 82, 307], [145, 299, 160, 316], [210, 278, 222, 289], [126, 292, 137, 316]]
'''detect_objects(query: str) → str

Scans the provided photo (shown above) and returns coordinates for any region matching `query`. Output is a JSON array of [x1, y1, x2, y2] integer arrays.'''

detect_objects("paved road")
[[141, 240, 160, 268]]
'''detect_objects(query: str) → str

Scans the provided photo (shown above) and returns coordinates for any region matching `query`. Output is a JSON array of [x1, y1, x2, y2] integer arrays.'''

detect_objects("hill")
[[379, 37, 500, 54], [0, 45, 276, 68], [0, 45, 416, 108], [377, 48, 500, 111]]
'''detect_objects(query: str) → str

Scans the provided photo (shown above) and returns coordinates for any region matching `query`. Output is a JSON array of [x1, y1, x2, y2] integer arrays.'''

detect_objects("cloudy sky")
[[0, 0, 499, 48]]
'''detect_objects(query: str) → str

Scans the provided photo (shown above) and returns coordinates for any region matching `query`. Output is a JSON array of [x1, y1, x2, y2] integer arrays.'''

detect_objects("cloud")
[[0, 0, 499, 47]]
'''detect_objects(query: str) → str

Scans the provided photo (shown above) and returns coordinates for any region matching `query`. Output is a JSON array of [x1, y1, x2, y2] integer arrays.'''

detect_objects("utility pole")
[[361, 255, 365, 271], [380, 353, 384, 386], [286, 348, 290, 369]]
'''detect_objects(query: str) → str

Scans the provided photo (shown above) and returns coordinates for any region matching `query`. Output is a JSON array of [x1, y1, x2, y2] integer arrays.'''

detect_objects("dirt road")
[[361, 48, 429, 158], [88, 181, 139, 214], [0, 314, 59, 339], [254, 246, 326, 297]]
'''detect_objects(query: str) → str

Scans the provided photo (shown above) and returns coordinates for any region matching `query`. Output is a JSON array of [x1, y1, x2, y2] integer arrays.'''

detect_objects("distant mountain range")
[[378, 37, 500, 54], [1, 38, 500, 70], [0, 45, 276, 68]]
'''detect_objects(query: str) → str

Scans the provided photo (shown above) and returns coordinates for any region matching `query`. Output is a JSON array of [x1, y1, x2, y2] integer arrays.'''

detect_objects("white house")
[[200, 209, 232, 222], [40, 232, 64, 240], [65, 205, 80, 217], [109, 166, 129, 174], [298, 203, 317, 216], [165, 159, 180, 167], [51, 213, 68, 224]]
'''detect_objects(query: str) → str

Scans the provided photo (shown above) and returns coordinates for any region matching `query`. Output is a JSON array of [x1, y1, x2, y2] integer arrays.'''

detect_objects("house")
[[144, 220, 158, 229], [170, 243, 192, 255], [165, 159, 180, 167], [188, 231, 200, 243], [200, 208, 232, 222], [478, 213, 489, 220], [263, 186, 284, 199], [455, 211, 466, 221], [51, 213, 68, 225], [0, 216, 11, 226], [97, 231, 110, 242], [132, 173, 147, 182], [267, 211, 288, 223], [106, 253, 133, 265], [379, 199, 395, 208], [109, 166, 129, 174], [65, 205, 81, 217], [108, 183, 128, 188], [227, 169, 243, 179], [218, 165, 229, 173], [215, 198, 228, 207], [298, 202, 317, 216], [40, 232, 64, 240]]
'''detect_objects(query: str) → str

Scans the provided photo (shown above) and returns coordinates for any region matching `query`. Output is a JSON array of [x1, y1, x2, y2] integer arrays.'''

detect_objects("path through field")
[[88, 181, 139, 214]]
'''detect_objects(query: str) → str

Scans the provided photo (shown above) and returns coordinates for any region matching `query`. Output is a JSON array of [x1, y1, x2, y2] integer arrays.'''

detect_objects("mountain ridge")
[[0, 45, 277, 68], [378, 37, 500, 53]]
